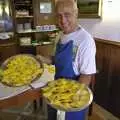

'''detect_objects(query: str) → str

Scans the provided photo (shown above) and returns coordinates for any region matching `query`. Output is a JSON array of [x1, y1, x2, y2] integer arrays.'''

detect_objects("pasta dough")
[[42, 78, 90, 111], [1, 54, 43, 86]]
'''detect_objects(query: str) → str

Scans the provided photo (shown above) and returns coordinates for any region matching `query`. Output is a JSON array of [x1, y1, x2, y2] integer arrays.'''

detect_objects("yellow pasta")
[[1, 54, 43, 86], [44, 64, 55, 74], [42, 78, 90, 110]]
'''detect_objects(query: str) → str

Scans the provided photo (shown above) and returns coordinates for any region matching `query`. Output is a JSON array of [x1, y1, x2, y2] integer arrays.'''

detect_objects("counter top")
[[95, 38, 120, 47], [0, 42, 16, 47], [0, 67, 54, 109]]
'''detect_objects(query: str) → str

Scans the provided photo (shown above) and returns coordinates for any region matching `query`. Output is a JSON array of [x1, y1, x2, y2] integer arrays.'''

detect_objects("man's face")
[[56, 6, 77, 34]]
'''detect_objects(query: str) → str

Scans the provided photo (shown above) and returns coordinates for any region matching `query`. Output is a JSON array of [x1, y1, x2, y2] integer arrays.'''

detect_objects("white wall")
[[79, 19, 120, 42], [79, 0, 120, 42]]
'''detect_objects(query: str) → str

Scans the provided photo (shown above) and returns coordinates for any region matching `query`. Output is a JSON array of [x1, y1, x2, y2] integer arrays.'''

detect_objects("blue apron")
[[53, 40, 87, 120]]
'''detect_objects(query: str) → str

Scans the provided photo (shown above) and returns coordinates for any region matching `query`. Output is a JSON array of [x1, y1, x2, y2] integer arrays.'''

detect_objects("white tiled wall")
[[79, 18, 120, 42]]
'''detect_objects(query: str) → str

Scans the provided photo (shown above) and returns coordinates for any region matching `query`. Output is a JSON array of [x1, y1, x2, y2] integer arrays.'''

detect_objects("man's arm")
[[78, 74, 93, 86], [36, 55, 53, 64]]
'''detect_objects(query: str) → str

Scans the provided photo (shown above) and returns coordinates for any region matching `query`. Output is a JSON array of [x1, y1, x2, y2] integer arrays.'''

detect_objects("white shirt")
[[60, 26, 96, 75]]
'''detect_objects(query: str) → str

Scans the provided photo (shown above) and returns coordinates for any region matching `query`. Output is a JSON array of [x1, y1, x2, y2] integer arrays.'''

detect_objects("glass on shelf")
[[16, 10, 29, 17], [0, 0, 13, 33], [0, 0, 13, 40], [20, 37, 31, 46]]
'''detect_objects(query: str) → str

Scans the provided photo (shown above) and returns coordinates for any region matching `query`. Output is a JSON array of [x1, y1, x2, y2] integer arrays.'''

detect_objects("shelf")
[[17, 29, 59, 34], [17, 29, 37, 34], [0, 42, 16, 47], [0, 32, 14, 36], [20, 41, 53, 47], [0, 32, 14, 40], [20, 44, 33, 47], [15, 3, 32, 6], [16, 16, 33, 18]]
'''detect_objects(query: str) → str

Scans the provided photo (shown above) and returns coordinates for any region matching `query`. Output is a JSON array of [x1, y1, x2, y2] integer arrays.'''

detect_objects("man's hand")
[[78, 74, 93, 86], [36, 55, 52, 64]]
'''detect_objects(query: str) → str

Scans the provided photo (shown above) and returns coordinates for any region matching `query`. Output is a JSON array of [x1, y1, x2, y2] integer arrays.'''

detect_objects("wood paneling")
[[0, 42, 18, 64], [36, 44, 54, 57], [33, 0, 56, 26], [0, 89, 41, 109], [94, 38, 120, 118]]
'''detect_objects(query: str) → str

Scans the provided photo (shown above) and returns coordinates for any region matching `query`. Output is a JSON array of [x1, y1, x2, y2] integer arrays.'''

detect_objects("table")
[[0, 67, 54, 119], [0, 67, 54, 109], [0, 88, 41, 109]]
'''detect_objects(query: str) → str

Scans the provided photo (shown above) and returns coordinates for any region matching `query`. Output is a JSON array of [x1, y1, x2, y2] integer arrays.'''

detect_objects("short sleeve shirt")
[[60, 26, 96, 75]]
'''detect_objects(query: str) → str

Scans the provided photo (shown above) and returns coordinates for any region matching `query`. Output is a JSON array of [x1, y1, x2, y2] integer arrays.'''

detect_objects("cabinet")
[[0, 0, 13, 33], [11, 0, 58, 55], [0, 42, 18, 64], [12, 0, 35, 45], [0, 0, 18, 62], [0, 0, 58, 56], [36, 44, 55, 57]]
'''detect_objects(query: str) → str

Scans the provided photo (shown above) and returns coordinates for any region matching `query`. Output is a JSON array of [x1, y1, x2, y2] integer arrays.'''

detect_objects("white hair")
[[55, 0, 78, 13]]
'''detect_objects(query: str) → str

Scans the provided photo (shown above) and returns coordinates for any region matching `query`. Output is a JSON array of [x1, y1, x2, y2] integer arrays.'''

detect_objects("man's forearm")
[[36, 55, 53, 64], [78, 74, 92, 86]]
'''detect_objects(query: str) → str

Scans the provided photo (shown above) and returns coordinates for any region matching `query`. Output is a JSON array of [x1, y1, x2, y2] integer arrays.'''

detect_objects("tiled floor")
[[0, 102, 46, 120], [89, 103, 119, 120], [0, 102, 119, 120]]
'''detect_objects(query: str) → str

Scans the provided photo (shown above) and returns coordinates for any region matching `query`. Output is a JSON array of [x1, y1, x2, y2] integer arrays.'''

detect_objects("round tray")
[[43, 80, 93, 112], [1, 54, 44, 87]]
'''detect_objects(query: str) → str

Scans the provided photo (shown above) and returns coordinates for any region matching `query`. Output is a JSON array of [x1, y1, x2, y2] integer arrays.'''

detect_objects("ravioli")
[[1, 54, 43, 86], [42, 78, 92, 111]]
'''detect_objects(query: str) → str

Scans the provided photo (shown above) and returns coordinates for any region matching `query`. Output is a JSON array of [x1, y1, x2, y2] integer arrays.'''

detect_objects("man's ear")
[[76, 8, 78, 18]]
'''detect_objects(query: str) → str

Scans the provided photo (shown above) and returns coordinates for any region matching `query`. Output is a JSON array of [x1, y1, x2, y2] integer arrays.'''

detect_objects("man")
[[38, 0, 96, 119]]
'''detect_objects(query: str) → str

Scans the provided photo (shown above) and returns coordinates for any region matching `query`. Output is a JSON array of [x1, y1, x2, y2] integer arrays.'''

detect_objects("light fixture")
[[5, 4, 9, 16], [0, 3, 3, 16]]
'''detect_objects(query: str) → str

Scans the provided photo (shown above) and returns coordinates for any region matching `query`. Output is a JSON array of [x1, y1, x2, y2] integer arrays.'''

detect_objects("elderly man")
[[38, 0, 96, 119]]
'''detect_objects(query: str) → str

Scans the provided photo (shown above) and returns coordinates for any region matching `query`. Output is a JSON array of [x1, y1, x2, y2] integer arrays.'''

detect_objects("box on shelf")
[[20, 37, 31, 45], [17, 24, 24, 32], [24, 23, 31, 30], [16, 10, 29, 16], [36, 25, 56, 32]]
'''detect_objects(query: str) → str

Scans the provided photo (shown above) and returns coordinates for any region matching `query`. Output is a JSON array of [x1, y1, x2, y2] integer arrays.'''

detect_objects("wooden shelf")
[[16, 16, 33, 18], [17, 30, 37, 34], [0, 42, 16, 47], [12, 0, 57, 56], [15, 3, 32, 6], [17, 29, 59, 34], [20, 41, 53, 47], [0, 32, 14, 36]]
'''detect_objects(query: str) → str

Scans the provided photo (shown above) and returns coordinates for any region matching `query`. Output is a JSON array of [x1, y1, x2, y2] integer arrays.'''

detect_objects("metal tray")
[[1, 54, 44, 87], [43, 80, 93, 112]]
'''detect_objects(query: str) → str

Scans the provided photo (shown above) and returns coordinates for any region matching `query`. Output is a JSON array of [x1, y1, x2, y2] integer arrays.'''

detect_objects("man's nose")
[[60, 15, 67, 24]]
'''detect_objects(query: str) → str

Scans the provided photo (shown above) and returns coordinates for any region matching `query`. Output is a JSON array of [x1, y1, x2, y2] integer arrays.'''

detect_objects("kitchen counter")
[[95, 37, 120, 47], [0, 68, 54, 109]]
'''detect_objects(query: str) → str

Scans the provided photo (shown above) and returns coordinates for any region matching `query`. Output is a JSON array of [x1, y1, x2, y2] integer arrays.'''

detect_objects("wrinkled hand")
[[36, 55, 52, 65]]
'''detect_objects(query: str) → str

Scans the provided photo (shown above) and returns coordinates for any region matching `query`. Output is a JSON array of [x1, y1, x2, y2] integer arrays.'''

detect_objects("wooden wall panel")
[[33, 0, 56, 26], [94, 38, 120, 118], [0, 43, 18, 64], [36, 44, 54, 57]]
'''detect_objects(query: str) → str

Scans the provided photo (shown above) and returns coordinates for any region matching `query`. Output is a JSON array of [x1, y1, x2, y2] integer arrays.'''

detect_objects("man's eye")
[[64, 14, 71, 17], [56, 14, 61, 18]]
